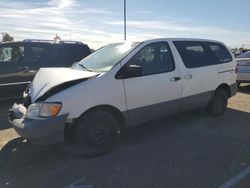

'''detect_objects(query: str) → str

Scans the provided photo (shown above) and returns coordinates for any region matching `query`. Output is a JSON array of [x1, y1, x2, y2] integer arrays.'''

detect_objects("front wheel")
[[207, 88, 228, 116], [72, 110, 120, 157]]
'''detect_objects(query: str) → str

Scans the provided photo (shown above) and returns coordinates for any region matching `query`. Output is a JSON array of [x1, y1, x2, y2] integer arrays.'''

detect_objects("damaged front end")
[[35, 77, 90, 102], [8, 67, 99, 145], [8, 102, 68, 145]]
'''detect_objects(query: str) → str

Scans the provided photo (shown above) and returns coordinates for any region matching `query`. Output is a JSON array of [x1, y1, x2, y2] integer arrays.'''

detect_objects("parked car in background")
[[9, 38, 237, 157], [236, 51, 250, 86], [0, 39, 91, 101]]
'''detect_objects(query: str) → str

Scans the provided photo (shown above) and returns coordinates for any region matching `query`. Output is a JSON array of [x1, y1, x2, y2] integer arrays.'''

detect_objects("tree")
[[1, 33, 14, 42], [53, 34, 61, 41]]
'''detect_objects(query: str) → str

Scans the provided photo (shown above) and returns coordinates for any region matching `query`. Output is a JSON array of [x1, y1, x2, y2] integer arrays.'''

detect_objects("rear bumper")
[[9, 105, 68, 145], [237, 72, 250, 82]]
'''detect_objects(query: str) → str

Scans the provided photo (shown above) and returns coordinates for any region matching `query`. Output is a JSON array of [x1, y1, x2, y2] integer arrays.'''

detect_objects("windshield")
[[72, 42, 140, 72]]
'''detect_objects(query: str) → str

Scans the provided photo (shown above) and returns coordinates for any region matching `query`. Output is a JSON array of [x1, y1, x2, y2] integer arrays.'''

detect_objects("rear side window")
[[60, 44, 91, 65], [26, 44, 57, 67], [208, 43, 232, 63], [173, 41, 232, 68], [173, 41, 212, 68]]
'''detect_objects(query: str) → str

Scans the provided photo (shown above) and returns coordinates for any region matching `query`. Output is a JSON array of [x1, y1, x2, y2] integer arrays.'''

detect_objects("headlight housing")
[[26, 102, 62, 118]]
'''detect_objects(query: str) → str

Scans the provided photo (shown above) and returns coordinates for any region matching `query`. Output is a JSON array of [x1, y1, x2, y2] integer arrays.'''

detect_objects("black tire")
[[72, 110, 120, 157], [237, 82, 241, 87], [207, 88, 228, 116]]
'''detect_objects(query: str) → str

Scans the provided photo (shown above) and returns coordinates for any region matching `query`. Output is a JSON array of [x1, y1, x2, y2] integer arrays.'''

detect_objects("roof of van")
[[142, 38, 225, 44], [105, 38, 226, 46]]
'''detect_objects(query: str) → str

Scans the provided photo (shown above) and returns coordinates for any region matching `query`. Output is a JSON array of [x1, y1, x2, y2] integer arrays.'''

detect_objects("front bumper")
[[9, 104, 68, 145]]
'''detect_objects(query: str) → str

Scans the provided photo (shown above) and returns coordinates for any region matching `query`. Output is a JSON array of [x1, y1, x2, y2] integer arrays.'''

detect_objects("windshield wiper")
[[78, 64, 92, 72]]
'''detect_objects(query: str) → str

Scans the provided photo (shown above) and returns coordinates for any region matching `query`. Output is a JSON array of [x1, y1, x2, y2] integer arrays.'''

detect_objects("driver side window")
[[129, 42, 175, 76]]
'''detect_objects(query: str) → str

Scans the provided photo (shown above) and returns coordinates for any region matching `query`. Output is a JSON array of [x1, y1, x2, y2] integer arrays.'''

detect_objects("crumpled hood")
[[30, 67, 99, 102]]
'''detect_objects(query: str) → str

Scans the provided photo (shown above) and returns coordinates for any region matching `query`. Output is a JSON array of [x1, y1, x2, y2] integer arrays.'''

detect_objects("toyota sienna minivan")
[[9, 38, 237, 156]]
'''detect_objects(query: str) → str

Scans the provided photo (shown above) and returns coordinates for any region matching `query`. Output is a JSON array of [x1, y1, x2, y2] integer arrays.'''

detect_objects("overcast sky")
[[1, 0, 250, 49]]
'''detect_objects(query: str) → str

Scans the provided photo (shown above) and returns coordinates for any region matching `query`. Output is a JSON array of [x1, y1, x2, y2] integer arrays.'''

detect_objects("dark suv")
[[0, 39, 91, 101]]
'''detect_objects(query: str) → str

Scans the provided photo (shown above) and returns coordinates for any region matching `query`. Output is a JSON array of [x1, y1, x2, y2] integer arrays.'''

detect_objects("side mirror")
[[116, 64, 143, 79]]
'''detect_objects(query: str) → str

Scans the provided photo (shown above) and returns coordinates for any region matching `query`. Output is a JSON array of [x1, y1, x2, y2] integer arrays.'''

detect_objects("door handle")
[[183, 74, 192, 80], [170, 77, 181, 82]]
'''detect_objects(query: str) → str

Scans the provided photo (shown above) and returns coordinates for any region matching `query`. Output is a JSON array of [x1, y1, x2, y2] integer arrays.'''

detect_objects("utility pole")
[[124, 0, 127, 41]]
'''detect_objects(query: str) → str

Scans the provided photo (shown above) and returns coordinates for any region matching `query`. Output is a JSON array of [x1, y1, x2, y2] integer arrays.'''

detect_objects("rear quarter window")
[[208, 43, 232, 64], [59, 44, 91, 65]]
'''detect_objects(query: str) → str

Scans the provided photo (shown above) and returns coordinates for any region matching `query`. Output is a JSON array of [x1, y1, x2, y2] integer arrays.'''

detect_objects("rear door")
[[120, 41, 183, 126], [173, 41, 217, 110], [173, 41, 234, 111]]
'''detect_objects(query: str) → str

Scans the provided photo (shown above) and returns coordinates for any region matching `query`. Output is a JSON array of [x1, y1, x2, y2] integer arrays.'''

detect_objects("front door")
[[120, 42, 182, 126]]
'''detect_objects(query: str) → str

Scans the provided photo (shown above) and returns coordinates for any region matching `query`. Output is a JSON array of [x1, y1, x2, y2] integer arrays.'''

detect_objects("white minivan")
[[9, 38, 237, 156]]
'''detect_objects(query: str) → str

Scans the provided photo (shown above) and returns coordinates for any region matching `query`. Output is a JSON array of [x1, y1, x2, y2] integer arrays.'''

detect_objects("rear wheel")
[[207, 88, 228, 116], [72, 110, 120, 157]]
